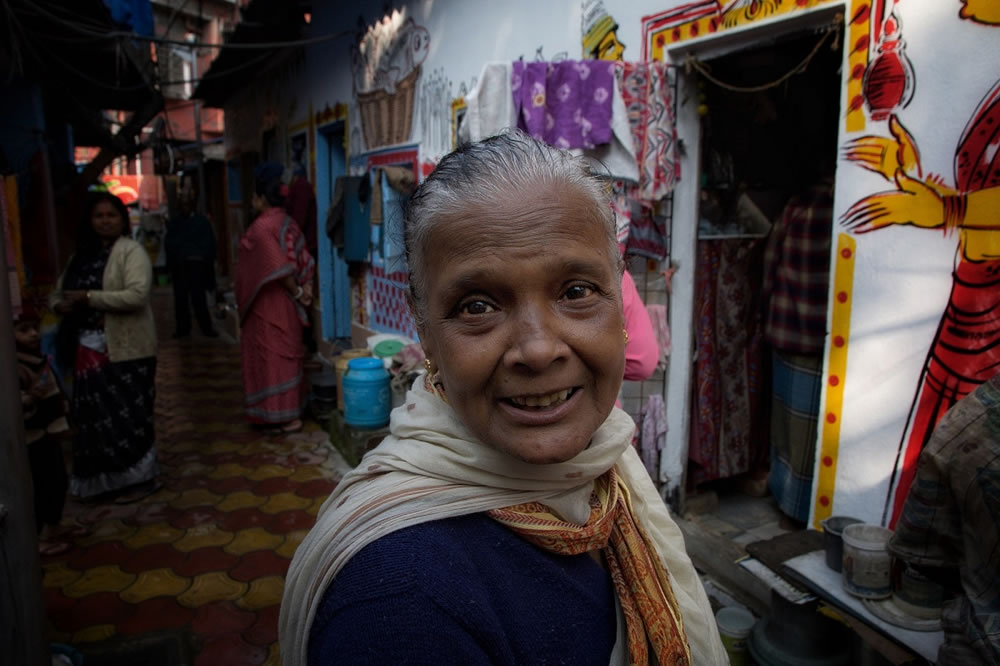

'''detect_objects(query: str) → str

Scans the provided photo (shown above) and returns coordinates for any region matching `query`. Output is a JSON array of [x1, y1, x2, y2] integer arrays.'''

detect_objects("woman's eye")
[[564, 285, 594, 300], [460, 300, 495, 315]]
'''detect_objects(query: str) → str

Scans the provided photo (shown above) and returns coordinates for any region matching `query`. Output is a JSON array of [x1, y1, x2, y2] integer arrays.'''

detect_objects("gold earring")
[[424, 358, 433, 373], [623, 328, 629, 344]]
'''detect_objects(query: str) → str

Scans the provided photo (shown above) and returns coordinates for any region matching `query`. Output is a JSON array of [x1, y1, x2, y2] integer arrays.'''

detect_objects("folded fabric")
[[646, 303, 671, 365], [627, 198, 669, 260], [616, 62, 679, 200], [639, 394, 667, 480], [575, 73, 639, 182], [513, 60, 614, 150], [463, 62, 518, 142]]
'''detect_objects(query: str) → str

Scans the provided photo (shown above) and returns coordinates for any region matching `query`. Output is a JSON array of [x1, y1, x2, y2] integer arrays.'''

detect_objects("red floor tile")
[[251, 477, 298, 496], [229, 550, 290, 583], [117, 597, 196, 635], [173, 547, 241, 577], [243, 604, 280, 647], [293, 479, 337, 499], [69, 591, 130, 628], [192, 601, 257, 636], [207, 476, 254, 496], [195, 632, 267, 666], [120, 543, 187, 574], [167, 507, 225, 530], [66, 541, 132, 571], [218, 508, 278, 533], [270, 510, 317, 534]]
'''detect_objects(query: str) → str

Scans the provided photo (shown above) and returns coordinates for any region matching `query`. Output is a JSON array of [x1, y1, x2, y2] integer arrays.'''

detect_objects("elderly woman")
[[53, 191, 159, 502], [281, 132, 725, 665], [235, 162, 315, 433]]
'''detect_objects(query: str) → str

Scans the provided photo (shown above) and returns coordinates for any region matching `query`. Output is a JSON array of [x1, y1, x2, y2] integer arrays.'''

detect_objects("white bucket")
[[716, 606, 755, 666], [842, 523, 893, 599]]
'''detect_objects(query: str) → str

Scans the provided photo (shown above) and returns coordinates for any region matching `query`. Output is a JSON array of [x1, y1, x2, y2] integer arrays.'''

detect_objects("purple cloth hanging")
[[511, 60, 614, 150]]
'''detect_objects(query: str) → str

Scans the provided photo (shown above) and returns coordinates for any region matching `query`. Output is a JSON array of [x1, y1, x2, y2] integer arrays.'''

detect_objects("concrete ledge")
[[674, 514, 772, 616]]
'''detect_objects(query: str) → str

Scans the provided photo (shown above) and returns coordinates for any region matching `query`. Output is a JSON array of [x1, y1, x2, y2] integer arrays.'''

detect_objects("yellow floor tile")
[[306, 497, 327, 516], [172, 525, 235, 553], [236, 575, 285, 610], [169, 488, 224, 510], [203, 440, 246, 454], [119, 568, 192, 603], [196, 422, 241, 433], [207, 463, 253, 479], [263, 642, 281, 666], [77, 520, 138, 547], [216, 491, 268, 512], [257, 492, 312, 515], [223, 527, 285, 556], [275, 530, 308, 559], [287, 466, 326, 483], [177, 571, 248, 608], [43, 562, 83, 589], [72, 624, 116, 643], [63, 565, 137, 598], [122, 522, 184, 549], [167, 461, 213, 477], [246, 464, 295, 481]]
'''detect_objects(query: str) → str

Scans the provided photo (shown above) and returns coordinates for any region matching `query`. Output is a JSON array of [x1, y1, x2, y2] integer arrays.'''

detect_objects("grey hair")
[[403, 129, 622, 327]]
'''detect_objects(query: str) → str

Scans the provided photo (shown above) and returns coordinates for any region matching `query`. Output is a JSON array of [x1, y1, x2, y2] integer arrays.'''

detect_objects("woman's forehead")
[[427, 182, 607, 250]]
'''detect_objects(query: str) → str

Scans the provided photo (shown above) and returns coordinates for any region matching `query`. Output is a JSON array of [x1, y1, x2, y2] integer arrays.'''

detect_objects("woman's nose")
[[504, 310, 569, 371]]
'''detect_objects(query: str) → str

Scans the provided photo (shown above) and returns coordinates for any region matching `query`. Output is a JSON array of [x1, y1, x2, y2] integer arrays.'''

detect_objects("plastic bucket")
[[342, 357, 392, 428], [842, 524, 893, 599], [716, 606, 755, 666], [820, 516, 863, 572], [335, 348, 372, 412]]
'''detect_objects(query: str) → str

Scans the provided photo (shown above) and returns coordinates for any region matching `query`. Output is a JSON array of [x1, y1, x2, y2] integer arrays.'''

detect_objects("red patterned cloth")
[[235, 208, 315, 424], [615, 62, 679, 201], [689, 239, 766, 484]]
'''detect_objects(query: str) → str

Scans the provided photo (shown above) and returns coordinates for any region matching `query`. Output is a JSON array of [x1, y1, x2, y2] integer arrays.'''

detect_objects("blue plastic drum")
[[342, 357, 392, 428]]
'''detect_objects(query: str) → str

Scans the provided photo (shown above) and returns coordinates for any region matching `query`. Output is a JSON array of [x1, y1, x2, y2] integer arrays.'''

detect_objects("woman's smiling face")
[[417, 180, 625, 464]]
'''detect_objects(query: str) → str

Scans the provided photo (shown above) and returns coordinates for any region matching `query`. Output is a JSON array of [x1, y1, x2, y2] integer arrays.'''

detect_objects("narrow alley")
[[38, 291, 345, 665]]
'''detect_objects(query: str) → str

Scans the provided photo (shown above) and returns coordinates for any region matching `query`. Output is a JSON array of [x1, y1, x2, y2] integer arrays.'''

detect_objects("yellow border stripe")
[[845, 0, 870, 133], [813, 233, 856, 527]]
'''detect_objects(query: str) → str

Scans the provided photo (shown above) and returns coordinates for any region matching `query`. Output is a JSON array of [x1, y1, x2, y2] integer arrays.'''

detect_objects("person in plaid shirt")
[[889, 370, 1000, 665], [762, 177, 834, 524]]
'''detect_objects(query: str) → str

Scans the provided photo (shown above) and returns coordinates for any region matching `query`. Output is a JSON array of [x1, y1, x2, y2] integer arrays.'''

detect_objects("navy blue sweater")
[[308, 513, 617, 665]]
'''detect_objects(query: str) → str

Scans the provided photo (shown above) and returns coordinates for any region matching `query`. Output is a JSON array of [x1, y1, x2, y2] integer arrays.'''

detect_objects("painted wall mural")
[[815, 0, 1000, 527], [582, 0, 626, 60], [351, 10, 430, 150]]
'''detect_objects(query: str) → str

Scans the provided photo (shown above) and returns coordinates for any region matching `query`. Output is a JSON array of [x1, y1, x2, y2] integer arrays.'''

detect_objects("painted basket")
[[357, 66, 421, 150]]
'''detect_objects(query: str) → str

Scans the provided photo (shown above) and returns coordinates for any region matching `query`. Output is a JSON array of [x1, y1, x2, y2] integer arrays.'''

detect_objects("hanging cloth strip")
[[488, 467, 692, 666], [615, 62, 680, 200], [513, 60, 615, 150]]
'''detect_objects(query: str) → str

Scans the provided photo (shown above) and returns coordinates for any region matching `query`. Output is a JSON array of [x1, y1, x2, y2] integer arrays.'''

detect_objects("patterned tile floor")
[[41, 291, 346, 665]]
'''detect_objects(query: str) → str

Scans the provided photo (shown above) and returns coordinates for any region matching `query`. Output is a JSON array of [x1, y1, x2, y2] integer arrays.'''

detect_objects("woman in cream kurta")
[[53, 192, 159, 500]]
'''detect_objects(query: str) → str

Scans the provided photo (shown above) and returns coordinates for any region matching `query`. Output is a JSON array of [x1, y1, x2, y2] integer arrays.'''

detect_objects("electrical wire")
[[685, 18, 841, 94], [10, 0, 352, 51]]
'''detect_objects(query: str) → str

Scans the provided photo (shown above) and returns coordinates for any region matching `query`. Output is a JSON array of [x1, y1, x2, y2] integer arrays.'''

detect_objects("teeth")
[[511, 389, 571, 408]]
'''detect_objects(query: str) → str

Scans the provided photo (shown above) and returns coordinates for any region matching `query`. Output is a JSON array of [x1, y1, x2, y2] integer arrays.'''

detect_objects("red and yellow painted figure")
[[842, 83, 1000, 525]]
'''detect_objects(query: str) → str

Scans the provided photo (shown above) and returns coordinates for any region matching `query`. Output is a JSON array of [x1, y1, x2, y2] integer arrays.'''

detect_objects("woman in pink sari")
[[236, 162, 315, 432]]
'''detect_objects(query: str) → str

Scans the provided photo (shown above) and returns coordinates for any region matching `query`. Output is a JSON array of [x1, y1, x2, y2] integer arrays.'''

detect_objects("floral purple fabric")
[[511, 60, 614, 150]]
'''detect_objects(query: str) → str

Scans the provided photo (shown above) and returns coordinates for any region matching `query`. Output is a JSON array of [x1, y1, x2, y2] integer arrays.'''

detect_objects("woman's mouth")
[[504, 388, 577, 410]]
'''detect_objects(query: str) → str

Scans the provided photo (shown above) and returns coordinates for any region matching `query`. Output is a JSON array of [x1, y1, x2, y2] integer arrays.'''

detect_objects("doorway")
[[685, 26, 843, 528], [315, 122, 350, 340]]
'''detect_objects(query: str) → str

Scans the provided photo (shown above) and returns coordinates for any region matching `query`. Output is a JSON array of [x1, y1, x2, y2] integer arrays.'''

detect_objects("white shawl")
[[280, 376, 726, 665]]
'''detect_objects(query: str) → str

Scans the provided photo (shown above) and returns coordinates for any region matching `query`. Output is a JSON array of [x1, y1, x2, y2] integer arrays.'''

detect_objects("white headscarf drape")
[[280, 375, 726, 665]]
